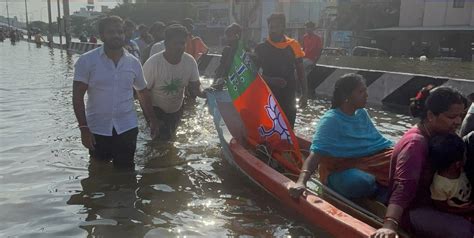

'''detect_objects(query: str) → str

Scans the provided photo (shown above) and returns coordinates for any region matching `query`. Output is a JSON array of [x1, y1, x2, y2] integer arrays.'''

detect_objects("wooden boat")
[[207, 91, 391, 238]]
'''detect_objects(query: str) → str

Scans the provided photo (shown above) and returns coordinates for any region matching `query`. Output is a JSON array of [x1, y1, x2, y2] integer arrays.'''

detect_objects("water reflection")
[[0, 42, 417, 237], [67, 160, 151, 237]]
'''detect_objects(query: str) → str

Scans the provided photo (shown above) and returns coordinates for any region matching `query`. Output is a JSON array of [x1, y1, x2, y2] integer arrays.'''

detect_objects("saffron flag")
[[226, 41, 303, 174]]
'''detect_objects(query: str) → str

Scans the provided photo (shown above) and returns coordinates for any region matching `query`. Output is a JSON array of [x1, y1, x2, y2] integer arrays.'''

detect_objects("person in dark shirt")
[[212, 23, 242, 89], [141, 21, 166, 64], [254, 13, 308, 128], [79, 33, 88, 43], [123, 20, 141, 59], [89, 35, 97, 44]]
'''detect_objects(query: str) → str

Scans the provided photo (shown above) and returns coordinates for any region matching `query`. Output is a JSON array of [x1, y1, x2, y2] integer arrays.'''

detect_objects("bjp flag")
[[226, 41, 303, 174]]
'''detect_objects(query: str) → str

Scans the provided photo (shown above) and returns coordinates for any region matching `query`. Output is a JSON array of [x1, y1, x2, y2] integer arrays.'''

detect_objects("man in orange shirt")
[[182, 18, 209, 61], [302, 21, 323, 80]]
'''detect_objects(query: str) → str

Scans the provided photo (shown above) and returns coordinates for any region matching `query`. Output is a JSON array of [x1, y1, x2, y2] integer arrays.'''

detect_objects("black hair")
[[467, 93, 474, 102], [182, 18, 194, 31], [305, 21, 316, 28], [429, 134, 466, 171], [138, 24, 148, 30], [182, 18, 194, 25], [166, 20, 180, 26], [123, 19, 136, 29], [267, 13, 286, 24], [225, 23, 242, 36], [98, 16, 123, 34], [164, 24, 188, 44], [331, 73, 366, 109], [149, 21, 166, 34], [410, 86, 466, 120]]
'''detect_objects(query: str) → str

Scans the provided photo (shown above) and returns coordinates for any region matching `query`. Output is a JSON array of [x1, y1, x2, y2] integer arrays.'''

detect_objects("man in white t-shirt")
[[143, 24, 206, 140]]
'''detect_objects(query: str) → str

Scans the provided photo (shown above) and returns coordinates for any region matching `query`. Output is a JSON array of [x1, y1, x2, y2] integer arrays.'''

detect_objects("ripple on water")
[[0, 42, 419, 237]]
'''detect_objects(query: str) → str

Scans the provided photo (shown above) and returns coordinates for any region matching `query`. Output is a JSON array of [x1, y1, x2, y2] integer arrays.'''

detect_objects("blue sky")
[[1, 0, 121, 23]]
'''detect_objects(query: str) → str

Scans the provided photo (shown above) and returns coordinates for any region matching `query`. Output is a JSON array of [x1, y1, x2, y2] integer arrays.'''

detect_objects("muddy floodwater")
[[0, 42, 417, 237]]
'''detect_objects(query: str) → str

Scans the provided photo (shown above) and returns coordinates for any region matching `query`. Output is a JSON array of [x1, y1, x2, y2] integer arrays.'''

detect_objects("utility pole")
[[47, 0, 53, 45], [6, 0, 10, 27], [63, 0, 71, 47], [57, 0, 62, 46], [240, 1, 249, 44], [25, 0, 30, 39]]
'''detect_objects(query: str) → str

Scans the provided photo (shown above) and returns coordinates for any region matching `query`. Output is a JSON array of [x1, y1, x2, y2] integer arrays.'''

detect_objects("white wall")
[[399, 0, 473, 27], [471, 6, 474, 26], [445, 0, 473, 25], [423, 1, 448, 26], [399, 0, 425, 27]]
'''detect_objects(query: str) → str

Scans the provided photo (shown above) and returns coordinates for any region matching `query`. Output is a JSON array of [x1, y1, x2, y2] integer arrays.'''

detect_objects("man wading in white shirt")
[[143, 24, 207, 140], [73, 16, 159, 168]]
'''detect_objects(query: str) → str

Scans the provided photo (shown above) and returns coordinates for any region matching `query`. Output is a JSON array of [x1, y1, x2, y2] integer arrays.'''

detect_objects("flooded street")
[[0, 42, 416, 237]]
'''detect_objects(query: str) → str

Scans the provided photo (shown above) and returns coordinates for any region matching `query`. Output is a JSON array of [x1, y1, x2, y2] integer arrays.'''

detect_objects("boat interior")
[[207, 90, 410, 237]]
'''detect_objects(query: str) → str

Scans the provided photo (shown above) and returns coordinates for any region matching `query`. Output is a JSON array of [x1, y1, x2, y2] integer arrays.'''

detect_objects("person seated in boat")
[[289, 73, 393, 200], [371, 86, 471, 238], [429, 134, 474, 213]]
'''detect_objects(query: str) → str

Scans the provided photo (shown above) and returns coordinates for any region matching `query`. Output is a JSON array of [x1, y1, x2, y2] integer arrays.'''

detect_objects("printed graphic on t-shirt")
[[160, 78, 182, 95]]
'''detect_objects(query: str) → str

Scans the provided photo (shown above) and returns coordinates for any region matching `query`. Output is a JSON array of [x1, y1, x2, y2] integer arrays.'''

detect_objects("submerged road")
[[0, 42, 415, 237]]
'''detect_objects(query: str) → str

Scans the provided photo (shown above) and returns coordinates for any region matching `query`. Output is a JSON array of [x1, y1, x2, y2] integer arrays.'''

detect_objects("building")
[[71, 7, 105, 20], [0, 16, 26, 29], [368, 0, 474, 60]]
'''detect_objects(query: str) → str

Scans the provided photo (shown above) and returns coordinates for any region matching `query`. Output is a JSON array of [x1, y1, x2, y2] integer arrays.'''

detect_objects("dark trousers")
[[153, 106, 183, 140], [269, 83, 297, 128], [89, 127, 138, 168]]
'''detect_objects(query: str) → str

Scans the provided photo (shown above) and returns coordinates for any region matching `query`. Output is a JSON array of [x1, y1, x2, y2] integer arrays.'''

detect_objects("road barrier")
[[68, 42, 101, 54], [198, 54, 474, 109]]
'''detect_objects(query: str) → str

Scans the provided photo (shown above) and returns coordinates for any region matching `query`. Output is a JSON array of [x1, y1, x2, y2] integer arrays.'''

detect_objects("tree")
[[29, 21, 49, 33], [70, 16, 87, 37], [70, 15, 99, 37], [337, 0, 400, 31]]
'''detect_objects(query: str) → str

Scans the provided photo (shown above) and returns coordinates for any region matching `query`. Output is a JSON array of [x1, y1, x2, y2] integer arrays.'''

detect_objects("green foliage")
[[29, 21, 49, 33], [70, 16, 98, 37], [336, 0, 400, 31]]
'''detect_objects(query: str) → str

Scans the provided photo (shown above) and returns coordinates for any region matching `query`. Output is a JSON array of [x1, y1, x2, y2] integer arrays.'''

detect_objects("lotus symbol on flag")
[[258, 95, 291, 144]]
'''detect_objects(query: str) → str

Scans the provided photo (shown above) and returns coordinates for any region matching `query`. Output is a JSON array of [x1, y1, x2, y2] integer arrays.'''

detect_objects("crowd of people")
[[0, 28, 23, 44], [79, 33, 97, 44], [71, 13, 473, 238]]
